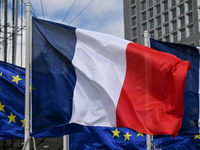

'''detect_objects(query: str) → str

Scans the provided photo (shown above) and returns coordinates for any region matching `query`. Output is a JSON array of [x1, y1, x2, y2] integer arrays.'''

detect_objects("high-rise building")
[[123, 0, 200, 46]]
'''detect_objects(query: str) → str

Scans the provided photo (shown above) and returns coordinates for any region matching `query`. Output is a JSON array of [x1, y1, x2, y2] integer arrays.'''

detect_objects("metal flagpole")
[[144, 30, 153, 150], [13, 0, 19, 64], [12, 0, 15, 64], [4, 0, 7, 62], [13, 0, 19, 65], [21, 0, 23, 66], [25, 3, 31, 150], [63, 135, 69, 150]]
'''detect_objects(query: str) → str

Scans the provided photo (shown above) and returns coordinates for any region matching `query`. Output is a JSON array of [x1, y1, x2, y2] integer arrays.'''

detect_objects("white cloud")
[[30, 0, 124, 38]]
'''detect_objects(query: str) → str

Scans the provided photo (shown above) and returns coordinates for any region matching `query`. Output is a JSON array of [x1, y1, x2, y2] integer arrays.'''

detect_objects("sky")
[[0, 0, 124, 66], [29, 0, 124, 38]]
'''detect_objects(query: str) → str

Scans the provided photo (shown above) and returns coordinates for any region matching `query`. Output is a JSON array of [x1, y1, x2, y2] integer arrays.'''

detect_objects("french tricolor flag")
[[32, 17, 190, 138]]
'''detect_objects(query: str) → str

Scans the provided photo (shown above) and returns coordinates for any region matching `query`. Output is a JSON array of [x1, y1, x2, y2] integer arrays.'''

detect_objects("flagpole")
[[144, 30, 153, 150], [13, 0, 19, 65], [63, 135, 69, 150], [25, 3, 31, 150]]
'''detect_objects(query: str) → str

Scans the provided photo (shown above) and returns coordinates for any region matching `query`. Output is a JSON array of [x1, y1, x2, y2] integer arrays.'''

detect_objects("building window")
[[188, 2, 192, 11], [190, 43, 195, 46], [189, 26, 194, 36], [156, 0, 160, 3], [150, 32, 155, 38], [180, 5, 184, 15], [132, 0, 136, 4], [149, 0, 153, 6], [180, 0, 183, 3], [143, 23, 147, 31], [150, 20, 154, 29], [133, 39, 137, 43], [172, 0, 176, 6], [158, 28, 162, 37], [164, 2, 168, 10], [143, 13, 147, 21], [150, 9, 154, 18], [172, 9, 176, 18], [188, 14, 193, 23], [180, 17, 185, 27], [132, 7, 136, 15], [164, 13, 169, 22], [181, 30, 186, 39], [157, 16, 161, 25], [165, 36, 170, 42], [133, 29, 137, 37], [172, 21, 177, 30], [132, 18, 137, 26], [157, 5, 161, 14], [165, 25, 169, 34], [142, 2, 146, 10], [173, 33, 178, 42]]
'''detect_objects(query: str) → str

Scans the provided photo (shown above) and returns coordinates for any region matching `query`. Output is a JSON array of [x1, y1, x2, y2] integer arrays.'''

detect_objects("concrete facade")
[[123, 0, 200, 46]]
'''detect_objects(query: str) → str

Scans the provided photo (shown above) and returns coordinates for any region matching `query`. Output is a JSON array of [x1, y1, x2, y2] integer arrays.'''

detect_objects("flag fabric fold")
[[69, 126, 146, 150], [0, 61, 25, 139], [150, 39, 200, 149], [31, 17, 190, 138], [150, 39, 200, 135], [153, 134, 200, 150]]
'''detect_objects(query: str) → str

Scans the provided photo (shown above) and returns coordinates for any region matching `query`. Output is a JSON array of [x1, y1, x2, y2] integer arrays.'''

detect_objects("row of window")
[[132, 2, 192, 19], [139, 0, 191, 10], [132, 1, 193, 21], [132, 25, 194, 42], [132, 12, 193, 30], [149, 26, 194, 42]]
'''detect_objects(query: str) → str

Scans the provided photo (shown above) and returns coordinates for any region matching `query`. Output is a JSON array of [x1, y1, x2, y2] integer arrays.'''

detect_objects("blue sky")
[[29, 0, 124, 38]]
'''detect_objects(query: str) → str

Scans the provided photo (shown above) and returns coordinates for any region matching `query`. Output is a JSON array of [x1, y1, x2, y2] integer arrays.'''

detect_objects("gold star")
[[0, 102, 5, 112], [192, 107, 199, 114], [123, 132, 132, 141], [189, 120, 196, 126], [136, 131, 143, 137], [29, 85, 36, 92], [0, 72, 2, 76], [12, 75, 22, 85], [7, 112, 16, 123], [112, 128, 121, 138], [20, 119, 25, 128], [194, 135, 200, 140], [135, 86, 141, 89]]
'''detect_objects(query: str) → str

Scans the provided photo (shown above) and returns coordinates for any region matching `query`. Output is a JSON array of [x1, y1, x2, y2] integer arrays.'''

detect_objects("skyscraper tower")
[[123, 0, 200, 46]]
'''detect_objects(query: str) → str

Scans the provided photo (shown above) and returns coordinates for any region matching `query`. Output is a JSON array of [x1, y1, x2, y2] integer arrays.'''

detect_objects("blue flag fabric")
[[31, 17, 82, 137], [0, 61, 25, 139], [0, 59, 81, 139], [69, 126, 146, 150], [153, 135, 200, 150], [150, 39, 200, 149]]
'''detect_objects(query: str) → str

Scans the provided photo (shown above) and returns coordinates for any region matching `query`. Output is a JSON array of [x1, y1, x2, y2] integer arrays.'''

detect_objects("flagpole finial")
[[144, 30, 149, 38]]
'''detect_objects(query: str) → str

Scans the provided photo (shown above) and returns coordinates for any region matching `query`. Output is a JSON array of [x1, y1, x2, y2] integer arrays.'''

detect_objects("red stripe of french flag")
[[117, 42, 191, 137]]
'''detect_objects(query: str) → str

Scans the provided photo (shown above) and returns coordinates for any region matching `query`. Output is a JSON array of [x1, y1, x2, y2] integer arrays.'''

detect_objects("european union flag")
[[154, 135, 200, 149], [0, 61, 25, 139], [69, 126, 146, 150], [150, 39, 200, 149]]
